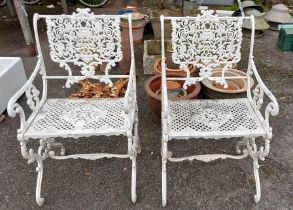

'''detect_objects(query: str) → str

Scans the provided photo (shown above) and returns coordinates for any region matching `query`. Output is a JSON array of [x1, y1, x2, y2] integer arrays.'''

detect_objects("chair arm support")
[[250, 59, 279, 132], [7, 58, 46, 138], [124, 58, 136, 114], [161, 59, 169, 120]]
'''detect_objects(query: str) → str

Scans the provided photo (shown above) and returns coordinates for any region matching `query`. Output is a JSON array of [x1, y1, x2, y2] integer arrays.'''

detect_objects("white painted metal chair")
[[160, 10, 279, 207], [7, 9, 139, 206]]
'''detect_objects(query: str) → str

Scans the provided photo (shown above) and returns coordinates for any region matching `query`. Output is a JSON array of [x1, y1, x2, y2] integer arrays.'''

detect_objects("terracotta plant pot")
[[201, 69, 254, 99], [145, 74, 201, 120], [119, 43, 131, 73], [118, 31, 131, 73], [120, 13, 146, 44], [166, 81, 181, 97], [154, 59, 197, 76]]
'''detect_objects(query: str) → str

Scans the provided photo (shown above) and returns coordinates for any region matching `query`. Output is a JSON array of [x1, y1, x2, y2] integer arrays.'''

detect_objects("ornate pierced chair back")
[[43, 9, 124, 85], [170, 10, 244, 78]]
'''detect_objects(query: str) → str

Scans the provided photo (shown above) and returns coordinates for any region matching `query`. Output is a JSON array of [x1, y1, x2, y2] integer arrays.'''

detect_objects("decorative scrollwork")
[[236, 137, 271, 162], [45, 9, 123, 86], [236, 137, 269, 161], [252, 84, 264, 110], [249, 60, 279, 133], [26, 84, 40, 111], [171, 10, 243, 79], [20, 138, 65, 165]]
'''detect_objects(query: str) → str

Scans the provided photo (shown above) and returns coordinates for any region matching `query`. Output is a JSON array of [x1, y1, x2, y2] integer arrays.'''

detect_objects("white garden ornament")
[[8, 9, 139, 206], [160, 10, 279, 207]]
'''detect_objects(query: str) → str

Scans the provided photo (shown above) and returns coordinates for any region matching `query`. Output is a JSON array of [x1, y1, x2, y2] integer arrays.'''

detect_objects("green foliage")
[[216, 5, 238, 11], [255, 0, 263, 4]]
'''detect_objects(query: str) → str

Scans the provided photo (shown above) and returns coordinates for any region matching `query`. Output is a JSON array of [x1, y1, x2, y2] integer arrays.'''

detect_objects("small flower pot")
[[201, 69, 254, 99], [145, 74, 201, 120], [120, 13, 147, 44], [166, 81, 181, 97], [143, 39, 173, 75], [154, 59, 197, 76]]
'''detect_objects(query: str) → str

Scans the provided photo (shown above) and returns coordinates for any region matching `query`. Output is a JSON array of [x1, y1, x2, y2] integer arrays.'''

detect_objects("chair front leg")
[[131, 147, 137, 203], [246, 137, 261, 203], [127, 130, 137, 203], [20, 140, 47, 206], [20, 138, 59, 206], [252, 154, 261, 203], [162, 135, 168, 207], [35, 157, 45, 206]]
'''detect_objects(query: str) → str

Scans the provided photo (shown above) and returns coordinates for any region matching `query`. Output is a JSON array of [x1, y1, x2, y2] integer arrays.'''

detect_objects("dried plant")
[[69, 79, 128, 99]]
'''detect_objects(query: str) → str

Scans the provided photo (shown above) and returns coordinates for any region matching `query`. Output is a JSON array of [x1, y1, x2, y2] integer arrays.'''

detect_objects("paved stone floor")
[[0, 1, 293, 209]]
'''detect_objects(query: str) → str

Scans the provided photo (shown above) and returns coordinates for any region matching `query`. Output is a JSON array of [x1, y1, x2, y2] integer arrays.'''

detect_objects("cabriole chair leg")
[[253, 156, 261, 203], [35, 158, 45, 206], [247, 137, 262, 203], [131, 150, 137, 203], [162, 140, 168, 207]]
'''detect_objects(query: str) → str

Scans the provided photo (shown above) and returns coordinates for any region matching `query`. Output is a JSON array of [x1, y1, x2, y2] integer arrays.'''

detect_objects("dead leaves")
[[69, 79, 128, 99]]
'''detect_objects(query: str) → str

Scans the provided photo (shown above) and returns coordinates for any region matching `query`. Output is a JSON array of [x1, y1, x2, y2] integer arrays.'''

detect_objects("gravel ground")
[[0, 1, 293, 209]]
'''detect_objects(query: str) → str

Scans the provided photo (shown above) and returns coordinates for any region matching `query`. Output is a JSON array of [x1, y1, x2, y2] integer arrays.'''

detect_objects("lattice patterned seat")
[[168, 98, 266, 139], [160, 11, 279, 207], [8, 9, 139, 206], [24, 98, 128, 139]]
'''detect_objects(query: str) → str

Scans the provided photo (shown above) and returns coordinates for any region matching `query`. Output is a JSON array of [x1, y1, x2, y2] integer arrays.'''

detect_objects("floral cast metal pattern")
[[160, 12, 279, 206], [171, 10, 243, 79], [7, 9, 139, 206], [25, 98, 127, 138], [45, 8, 123, 86], [168, 99, 264, 138]]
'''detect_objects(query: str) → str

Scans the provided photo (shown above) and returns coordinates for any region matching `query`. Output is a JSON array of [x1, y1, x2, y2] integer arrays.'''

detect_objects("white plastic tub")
[[0, 57, 27, 114]]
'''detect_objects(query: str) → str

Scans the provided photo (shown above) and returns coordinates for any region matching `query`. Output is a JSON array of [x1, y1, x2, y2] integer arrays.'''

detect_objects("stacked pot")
[[144, 73, 201, 120], [201, 69, 254, 99], [119, 12, 148, 72], [144, 59, 201, 120]]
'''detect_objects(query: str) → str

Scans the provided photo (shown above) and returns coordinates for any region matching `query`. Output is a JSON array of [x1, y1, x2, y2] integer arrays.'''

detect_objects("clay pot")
[[119, 44, 131, 73], [123, 6, 138, 12], [145, 74, 201, 120], [154, 59, 197, 76], [120, 13, 146, 44], [202, 69, 254, 99], [118, 30, 131, 73], [166, 81, 181, 97]]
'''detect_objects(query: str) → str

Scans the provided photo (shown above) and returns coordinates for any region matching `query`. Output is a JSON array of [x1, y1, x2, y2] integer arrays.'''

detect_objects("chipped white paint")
[[160, 11, 279, 207], [7, 9, 139, 206]]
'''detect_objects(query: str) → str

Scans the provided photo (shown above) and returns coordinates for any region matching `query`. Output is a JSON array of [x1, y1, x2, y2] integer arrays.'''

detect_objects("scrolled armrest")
[[250, 59, 279, 130], [7, 58, 46, 137]]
